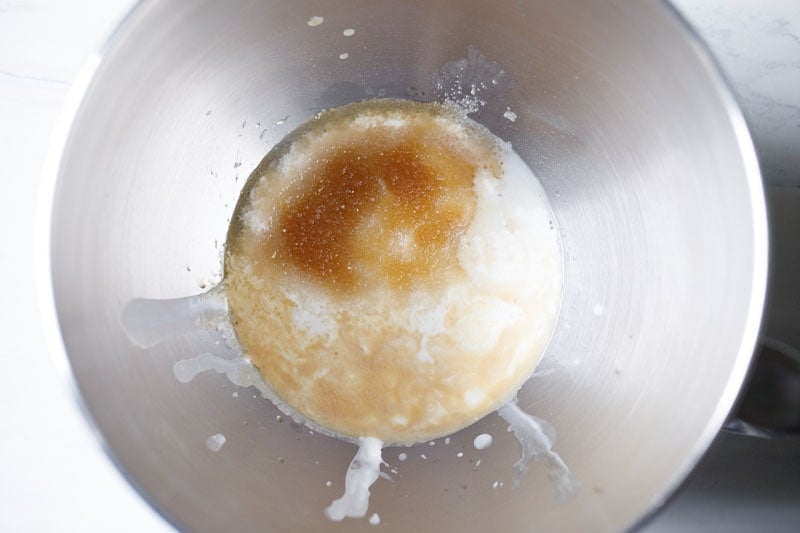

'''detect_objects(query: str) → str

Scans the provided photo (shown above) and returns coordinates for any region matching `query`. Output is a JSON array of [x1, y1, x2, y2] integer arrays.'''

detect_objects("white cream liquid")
[[325, 437, 386, 521], [499, 400, 580, 500]]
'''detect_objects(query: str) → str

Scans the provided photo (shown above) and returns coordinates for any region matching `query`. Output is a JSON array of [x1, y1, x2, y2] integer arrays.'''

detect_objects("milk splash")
[[121, 287, 264, 392], [121, 287, 228, 349], [499, 400, 580, 500], [173, 353, 271, 395], [325, 437, 386, 521]]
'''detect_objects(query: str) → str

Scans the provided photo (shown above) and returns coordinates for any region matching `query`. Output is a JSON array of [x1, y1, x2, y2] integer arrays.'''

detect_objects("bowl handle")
[[723, 336, 800, 437]]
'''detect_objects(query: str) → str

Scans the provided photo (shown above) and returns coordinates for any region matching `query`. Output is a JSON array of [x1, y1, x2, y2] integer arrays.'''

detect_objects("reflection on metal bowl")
[[40, 0, 767, 531]]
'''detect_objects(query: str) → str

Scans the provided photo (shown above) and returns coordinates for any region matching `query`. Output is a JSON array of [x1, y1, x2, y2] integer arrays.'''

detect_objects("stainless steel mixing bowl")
[[39, 0, 768, 530]]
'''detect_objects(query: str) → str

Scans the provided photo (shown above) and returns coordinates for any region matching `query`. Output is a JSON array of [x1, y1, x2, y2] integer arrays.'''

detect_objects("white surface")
[[0, 0, 797, 531], [672, 0, 800, 187], [0, 1, 169, 531]]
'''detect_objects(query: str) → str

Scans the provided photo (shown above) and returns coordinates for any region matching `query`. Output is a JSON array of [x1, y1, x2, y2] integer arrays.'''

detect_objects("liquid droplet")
[[503, 108, 517, 122], [206, 433, 226, 452], [473, 433, 493, 450]]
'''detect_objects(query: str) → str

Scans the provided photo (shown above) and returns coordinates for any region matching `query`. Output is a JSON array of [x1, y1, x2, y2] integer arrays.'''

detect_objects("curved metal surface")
[[39, 0, 767, 531]]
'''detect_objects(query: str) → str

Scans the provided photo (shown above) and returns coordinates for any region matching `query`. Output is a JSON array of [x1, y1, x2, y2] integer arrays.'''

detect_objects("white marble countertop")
[[0, 0, 797, 531]]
